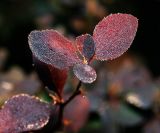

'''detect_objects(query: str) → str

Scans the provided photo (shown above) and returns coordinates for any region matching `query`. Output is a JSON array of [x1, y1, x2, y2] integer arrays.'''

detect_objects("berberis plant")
[[0, 13, 138, 133]]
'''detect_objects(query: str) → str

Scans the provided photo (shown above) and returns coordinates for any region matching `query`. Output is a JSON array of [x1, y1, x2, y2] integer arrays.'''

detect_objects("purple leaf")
[[48, 64, 68, 97], [73, 63, 97, 83], [93, 13, 138, 60], [28, 30, 81, 69], [76, 34, 95, 62], [33, 57, 67, 97], [0, 94, 52, 133]]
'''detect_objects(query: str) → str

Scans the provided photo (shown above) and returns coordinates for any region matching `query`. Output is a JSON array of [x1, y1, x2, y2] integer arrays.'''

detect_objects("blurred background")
[[1, 0, 160, 133]]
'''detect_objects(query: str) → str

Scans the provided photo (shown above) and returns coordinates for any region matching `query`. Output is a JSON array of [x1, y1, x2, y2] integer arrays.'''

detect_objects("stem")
[[56, 81, 82, 131], [56, 104, 64, 131], [63, 81, 82, 106]]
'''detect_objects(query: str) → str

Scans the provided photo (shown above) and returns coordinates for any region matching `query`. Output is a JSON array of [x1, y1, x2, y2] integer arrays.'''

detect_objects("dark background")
[[0, 0, 160, 76]]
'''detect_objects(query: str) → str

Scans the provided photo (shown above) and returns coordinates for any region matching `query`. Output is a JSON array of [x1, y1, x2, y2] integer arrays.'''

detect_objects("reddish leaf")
[[48, 65, 67, 97], [0, 94, 51, 133], [28, 30, 81, 69], [76, 34, 95, 62], [33, 57, 67, 97], [93, 13, 138, 60], [64, 95, 90, 132], [73, 63, 97, 83]]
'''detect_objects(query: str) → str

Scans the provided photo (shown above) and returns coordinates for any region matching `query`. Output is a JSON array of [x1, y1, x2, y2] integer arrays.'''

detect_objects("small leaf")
[[28, 30, 81, 69], [33, 57, 67, 97], [76, 34, 95, 62], [93, 13, 138, 60], [73, 63, 97, 83], [0, 94, 51, 133]]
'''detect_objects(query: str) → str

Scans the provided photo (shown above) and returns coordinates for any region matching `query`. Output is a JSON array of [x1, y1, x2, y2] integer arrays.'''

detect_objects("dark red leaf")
[[33, 57, 67, 97], [0, 94, 51, 133], [48, 65, 67, 97], [28, 30, 81, 69], [64, 95, 90, 132], [76, 34, 95, 62], [93, 13, 138, 60], [73, 63, 97, 83]]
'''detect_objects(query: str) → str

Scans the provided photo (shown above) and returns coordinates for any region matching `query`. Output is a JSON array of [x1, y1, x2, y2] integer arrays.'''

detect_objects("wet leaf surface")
[[76, 34, 95, 62], [93, 13, 138, 60], [73, 63, 97, 83], [0, 94, 52, 133], [28, 30, 80, 69]]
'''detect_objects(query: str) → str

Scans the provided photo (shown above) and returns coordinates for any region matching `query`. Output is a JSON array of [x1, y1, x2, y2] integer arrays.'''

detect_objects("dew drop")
[[93, 13, 138, 60], [76, 34, 95, 62], [0, 94, 51, 132], [28, 30, 80, 69]]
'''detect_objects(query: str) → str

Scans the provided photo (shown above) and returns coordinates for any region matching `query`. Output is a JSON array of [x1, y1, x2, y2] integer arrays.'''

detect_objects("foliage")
[[0, 13, 138, 132]]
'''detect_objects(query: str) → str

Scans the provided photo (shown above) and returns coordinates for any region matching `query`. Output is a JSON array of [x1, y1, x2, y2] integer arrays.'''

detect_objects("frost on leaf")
[[93, 13, 138, 60], [0, 94, 51, 133], [28, 30, 80, 69], [73, 63, 97, 83], [33, 57, 67, 97], [76, 34, 95, 62]]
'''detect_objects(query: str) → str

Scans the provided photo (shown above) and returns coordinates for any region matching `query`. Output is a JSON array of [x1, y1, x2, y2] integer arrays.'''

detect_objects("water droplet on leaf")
[[73, 63, 97, 83], [0, 94, 52, 132], [93, 13, 138, 60], [76, 34, 95, 62], [28, 30, 80, 69]]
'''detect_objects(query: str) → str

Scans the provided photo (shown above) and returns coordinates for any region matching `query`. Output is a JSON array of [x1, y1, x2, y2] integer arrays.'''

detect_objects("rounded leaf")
[[76, 34, 95, 62], [93, 13, 138, 60], [73, 63, 97, 83], [0, 94, 51, 133], [28, 30, 80, 69]]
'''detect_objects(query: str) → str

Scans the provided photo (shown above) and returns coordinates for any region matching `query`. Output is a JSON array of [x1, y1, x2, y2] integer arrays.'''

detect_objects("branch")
[[63, 81, 82, 107], [55, 81, 82, 131]]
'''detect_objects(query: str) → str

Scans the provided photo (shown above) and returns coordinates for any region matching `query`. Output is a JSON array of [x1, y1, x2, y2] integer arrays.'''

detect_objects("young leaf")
[[93, 13, 138, 60], [73, 63, 97, 83], [28, 30, 81, 69], [33, 57, 67, 97], [0, 94, 51, 133], [76, 34, 95, 62]]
